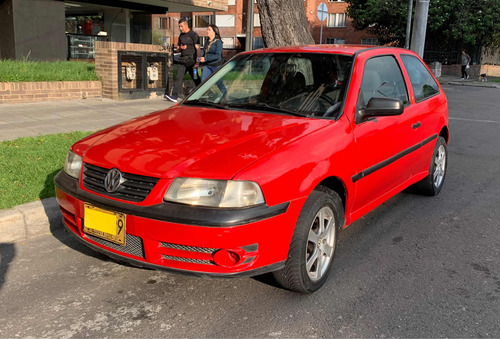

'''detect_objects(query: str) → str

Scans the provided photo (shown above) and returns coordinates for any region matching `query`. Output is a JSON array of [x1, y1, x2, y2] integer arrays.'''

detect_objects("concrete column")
[[410, 0, 430, 58]]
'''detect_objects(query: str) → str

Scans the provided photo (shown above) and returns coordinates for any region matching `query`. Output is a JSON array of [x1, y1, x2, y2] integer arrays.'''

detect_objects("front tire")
[[273, 187, 344, 293]]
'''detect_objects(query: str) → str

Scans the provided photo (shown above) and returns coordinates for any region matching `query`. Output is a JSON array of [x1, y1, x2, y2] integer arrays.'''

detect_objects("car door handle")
[[412, 121, 422, 129]]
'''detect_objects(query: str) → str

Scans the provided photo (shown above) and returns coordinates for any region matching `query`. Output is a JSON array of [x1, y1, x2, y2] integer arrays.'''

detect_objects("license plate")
[[83, 203, 126, 246]]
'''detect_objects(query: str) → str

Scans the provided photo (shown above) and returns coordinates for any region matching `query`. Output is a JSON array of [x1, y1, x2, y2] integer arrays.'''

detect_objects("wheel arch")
[[316, 176, 347, 225], [439, 126, 449, 144]]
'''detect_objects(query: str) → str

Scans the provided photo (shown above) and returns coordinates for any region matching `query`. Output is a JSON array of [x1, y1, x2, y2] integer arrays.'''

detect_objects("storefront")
[[0, 0, 227, 61]]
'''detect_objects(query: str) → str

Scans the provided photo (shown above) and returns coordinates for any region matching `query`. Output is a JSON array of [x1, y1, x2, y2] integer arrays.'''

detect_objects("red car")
[[55, 45, 449, 293]]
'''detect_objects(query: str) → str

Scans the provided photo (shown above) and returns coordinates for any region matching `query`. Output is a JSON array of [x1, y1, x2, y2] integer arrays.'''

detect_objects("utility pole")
[[410, 0, 430, 58], [405, 0, 413, 49], [245, 0, 254, 51]]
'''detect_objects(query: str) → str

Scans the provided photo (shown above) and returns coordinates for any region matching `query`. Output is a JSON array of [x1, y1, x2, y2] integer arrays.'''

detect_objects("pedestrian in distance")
[[164, 18, 201, 103], [461, 49, 471, 80], [199, 24, 224, 81]]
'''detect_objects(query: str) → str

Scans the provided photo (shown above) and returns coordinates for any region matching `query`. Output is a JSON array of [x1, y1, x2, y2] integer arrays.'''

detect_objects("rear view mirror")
[[357, 97, 404, 122]]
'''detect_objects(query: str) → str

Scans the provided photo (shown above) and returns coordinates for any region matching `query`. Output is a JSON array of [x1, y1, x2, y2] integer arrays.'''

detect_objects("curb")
[[0, 197, 61, 243], [446, 81, 499, 89]]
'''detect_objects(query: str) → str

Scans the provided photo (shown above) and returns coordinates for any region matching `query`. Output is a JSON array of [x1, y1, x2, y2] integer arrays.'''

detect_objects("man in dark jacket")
[[164, 18, 201, 102]]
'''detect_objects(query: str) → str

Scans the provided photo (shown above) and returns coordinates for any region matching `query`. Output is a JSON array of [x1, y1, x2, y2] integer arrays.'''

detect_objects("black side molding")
[[352, 134, 437, 183], [55, 171, 289, 227]]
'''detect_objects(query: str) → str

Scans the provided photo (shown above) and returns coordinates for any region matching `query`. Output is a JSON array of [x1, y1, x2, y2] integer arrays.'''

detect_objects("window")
[[228, 0, 235, 5], [216, 14, 235, 28], [358, 56, 409, 108], [155, 17, 170, 29], [221, 37, 235, 49], [253, 37, 264, 49], [401, 55, 440, 102], [328, 0, 344, 2], [199, 36, 209, 47], [326, 38, 345, 44], [327, 13, 346, 28], [361, 38, 378, 45], [194, 15, 212, 28], [254, 13, 261, 27]]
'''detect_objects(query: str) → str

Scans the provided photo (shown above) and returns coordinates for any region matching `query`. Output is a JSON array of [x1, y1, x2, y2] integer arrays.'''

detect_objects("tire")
[[413, 136, 448, 196], [273, 186, 344, 293]]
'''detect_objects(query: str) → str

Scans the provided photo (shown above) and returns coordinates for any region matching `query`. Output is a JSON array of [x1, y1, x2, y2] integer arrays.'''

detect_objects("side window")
[[401, 55, 440, 102], [358, 55, 409, 108]]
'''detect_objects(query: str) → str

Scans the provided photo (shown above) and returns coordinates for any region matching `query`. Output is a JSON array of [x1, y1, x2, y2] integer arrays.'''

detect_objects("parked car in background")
[[55, 45, 449, 293]]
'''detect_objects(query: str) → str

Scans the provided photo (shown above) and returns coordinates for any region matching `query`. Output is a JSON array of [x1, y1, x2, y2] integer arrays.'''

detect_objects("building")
[[152, 0, 377, 53], [0, 0, 227, 61]]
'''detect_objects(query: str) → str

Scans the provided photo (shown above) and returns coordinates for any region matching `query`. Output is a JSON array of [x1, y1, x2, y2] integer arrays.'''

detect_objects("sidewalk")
[[0, 97, 175, 243], [437, 74, 499, 88], [0, 97, 175, 142]]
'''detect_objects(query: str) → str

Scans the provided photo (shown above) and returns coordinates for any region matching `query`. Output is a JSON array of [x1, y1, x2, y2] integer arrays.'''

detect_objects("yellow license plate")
[[83, 203, 126, 246]]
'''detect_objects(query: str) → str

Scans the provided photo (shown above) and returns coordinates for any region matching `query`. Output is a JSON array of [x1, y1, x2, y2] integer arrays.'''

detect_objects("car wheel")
[[273, 186, 344, 293], [413, 136, 447, 196]]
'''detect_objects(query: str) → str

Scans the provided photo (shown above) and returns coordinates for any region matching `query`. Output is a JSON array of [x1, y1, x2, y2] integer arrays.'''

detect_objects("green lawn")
[[0, 132, 93, 210], [0, 60, 98, 82]]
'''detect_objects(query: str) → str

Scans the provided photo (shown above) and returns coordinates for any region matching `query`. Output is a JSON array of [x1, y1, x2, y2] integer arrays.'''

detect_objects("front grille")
[[83, 163, 159, 202], [86, 233, 145, 258], [162, 255, 214, 265], [161, 242, 219, 254]]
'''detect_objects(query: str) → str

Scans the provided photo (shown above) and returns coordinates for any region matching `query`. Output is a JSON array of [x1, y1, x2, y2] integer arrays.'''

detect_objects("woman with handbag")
[[200, 24, 224, 81], [461, 49, 471, 80]]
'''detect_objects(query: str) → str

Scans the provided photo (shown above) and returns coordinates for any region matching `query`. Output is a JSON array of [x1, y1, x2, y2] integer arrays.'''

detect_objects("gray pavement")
[[0, 77, 498, 243], [0, 97, 174, 142]]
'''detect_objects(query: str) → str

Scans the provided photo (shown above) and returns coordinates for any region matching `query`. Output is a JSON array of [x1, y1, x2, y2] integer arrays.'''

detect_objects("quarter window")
[[358, 56, 409, 108], [401, 55, 440, 102]]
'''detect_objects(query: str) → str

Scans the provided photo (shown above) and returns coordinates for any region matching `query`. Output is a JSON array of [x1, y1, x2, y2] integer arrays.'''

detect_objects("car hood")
[[75, 106, 330, 179]]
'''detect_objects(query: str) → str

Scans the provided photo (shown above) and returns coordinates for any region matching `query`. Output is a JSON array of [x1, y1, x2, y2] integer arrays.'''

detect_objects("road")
[[1, 85, 499, 338]]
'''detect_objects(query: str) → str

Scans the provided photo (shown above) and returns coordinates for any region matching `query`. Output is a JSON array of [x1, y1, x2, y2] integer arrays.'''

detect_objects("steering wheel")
[[319, 94, 335, 105]]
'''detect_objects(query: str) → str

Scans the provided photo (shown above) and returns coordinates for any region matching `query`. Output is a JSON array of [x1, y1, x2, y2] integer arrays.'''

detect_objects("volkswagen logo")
[[104, 168, 123, 193]]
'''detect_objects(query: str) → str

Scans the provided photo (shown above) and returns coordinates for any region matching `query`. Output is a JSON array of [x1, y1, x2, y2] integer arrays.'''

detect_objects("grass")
[[0, 131, 93, 210], [0, 60, 98, 82]]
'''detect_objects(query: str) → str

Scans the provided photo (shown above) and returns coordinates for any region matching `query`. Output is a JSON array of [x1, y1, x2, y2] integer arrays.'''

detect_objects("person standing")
[[461, 49, 471, 80], [200, 24, 224, 81], [164, 18, 201, 103]]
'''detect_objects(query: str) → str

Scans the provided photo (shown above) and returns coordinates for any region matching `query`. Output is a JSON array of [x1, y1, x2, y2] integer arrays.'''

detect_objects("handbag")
[[465, 64, 470, 69]]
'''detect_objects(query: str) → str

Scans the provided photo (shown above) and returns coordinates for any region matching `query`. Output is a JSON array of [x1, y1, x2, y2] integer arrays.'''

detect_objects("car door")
[[349, 53, 419, 215], [399, 53, 447, 177]]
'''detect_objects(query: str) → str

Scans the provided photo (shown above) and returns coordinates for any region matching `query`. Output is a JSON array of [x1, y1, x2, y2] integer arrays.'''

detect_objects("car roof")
[[242, 44, 409, 56]]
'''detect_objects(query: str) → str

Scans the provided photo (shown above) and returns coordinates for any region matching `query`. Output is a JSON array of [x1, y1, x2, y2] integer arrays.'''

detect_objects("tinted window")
[[358, 55, 409, 108], [401, 55, 440, 102]]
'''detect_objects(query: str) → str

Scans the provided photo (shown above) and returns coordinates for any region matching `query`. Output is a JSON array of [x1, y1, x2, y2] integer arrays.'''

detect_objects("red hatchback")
[[55, 45, 449, 293]]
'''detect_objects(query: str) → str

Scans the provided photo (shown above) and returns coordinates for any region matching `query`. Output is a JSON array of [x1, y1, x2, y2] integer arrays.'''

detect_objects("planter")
[[0, 81, 102, 104]]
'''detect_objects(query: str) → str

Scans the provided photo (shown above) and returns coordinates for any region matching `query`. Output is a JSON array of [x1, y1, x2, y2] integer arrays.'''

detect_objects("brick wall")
[[95, 41, 169, 100], [0, 81, 102, 104]]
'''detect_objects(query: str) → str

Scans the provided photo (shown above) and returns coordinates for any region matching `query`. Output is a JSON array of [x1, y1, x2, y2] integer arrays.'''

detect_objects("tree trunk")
[[256, 0, 314, 48]]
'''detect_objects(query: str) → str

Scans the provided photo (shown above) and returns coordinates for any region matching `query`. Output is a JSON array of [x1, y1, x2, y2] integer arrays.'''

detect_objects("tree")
[[256, 0, 314, 47], [345, 0, 500, 48]]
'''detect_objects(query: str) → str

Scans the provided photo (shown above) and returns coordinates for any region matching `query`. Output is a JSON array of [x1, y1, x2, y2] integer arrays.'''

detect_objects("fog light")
[[213, 249, 242, 267]]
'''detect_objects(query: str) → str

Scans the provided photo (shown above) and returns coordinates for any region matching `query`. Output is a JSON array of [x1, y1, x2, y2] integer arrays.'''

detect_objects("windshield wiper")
[[183, 99, 230, 110], [227, 102, 306, 117]]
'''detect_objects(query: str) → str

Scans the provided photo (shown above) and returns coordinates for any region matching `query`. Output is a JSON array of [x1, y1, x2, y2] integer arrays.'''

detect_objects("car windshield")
[[185, 52, 353, 118]]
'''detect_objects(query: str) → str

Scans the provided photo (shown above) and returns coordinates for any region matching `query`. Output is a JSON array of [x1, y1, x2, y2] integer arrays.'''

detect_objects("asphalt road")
[[1, 85, 499, 338]]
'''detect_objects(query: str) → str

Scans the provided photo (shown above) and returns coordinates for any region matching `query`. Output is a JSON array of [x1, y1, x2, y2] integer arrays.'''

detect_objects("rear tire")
[[412, 136, 447, 196], [273, 187, 344, 293]]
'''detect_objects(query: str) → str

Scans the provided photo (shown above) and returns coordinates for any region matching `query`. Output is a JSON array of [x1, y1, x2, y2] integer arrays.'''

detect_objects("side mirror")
[[357, 97, 404, 123]]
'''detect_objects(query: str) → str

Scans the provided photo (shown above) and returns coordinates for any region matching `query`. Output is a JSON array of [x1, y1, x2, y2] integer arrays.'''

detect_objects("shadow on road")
[[0, 242, 16, 291]]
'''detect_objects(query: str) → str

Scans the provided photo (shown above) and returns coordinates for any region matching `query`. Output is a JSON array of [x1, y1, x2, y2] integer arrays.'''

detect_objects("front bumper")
[[54, 171, 303, 277]]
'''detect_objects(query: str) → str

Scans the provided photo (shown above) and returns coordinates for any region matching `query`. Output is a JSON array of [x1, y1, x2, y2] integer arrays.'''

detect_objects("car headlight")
[[164, 178, 265, 208], [64, 150, 83, 179]]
